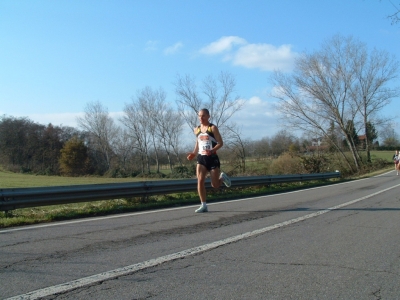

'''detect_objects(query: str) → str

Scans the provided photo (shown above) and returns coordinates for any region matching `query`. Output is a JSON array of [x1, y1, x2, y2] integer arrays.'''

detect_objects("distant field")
[[0, 170, 150, 189], [370, 150, 394, 161]]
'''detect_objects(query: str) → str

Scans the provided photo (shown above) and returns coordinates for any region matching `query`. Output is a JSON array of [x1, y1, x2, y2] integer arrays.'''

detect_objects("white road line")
[[6, 182, 400, 300], [0, 177, 371, 234]]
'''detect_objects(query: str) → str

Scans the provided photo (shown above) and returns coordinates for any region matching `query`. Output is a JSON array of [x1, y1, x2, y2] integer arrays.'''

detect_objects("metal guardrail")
[[0, 172, 340, 212]]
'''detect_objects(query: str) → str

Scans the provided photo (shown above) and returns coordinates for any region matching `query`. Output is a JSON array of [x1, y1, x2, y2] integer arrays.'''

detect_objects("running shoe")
[[220, 171, 231, 187], [195, 205, 208, 213]]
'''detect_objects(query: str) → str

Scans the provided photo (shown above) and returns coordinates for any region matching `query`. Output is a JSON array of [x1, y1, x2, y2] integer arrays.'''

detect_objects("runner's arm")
[[210, 125, 223, 154], [187, 128, 199, 160]]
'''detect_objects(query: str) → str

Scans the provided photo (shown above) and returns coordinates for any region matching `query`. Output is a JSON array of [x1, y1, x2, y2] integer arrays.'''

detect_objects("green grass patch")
[[370, 150, 394, 162], [0, 170, 161, 188]]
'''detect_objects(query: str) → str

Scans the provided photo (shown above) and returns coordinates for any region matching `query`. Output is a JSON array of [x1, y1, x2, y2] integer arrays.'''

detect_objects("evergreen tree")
[[59, 137, 90, 176]]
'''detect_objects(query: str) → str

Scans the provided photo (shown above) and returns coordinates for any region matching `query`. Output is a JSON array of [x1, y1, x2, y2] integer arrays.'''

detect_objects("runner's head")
[[198, 108, 210, 125]]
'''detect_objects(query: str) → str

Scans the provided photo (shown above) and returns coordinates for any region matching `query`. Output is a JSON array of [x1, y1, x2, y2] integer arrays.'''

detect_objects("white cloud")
[[233, 44, 296, 72], [164, 42, 183, 55], [199, 36, 247, 54], [232, 96, 282, 139], [243, 96, 278, 118], [200, 36, 297, 72], [248, 96, 262, 105]]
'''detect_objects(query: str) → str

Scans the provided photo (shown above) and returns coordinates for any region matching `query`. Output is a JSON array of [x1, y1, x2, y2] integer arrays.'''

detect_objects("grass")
[[0, 169, 165, 188], [0, 196, 198, 228], [370, 150, 394, 161]]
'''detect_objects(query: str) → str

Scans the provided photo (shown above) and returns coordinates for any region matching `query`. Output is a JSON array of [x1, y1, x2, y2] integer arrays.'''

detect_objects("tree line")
[[0, 112, 398, 178], [0, 113, 304, 177]]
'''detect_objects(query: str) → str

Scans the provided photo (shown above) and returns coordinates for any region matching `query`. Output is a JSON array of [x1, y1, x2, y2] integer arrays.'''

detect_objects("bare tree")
[[122, 87, 173, 174], [174, 74, 202, 130], [76, 101, 119, 172], [174, 71, 244, 132], [138, 87, 166, 173], [225, 123, 248, 173], [250, 137, 271, 159], [202, 72, 244, 129], [271, 68, 358, 171], [113, 129, 136, 175], [269, 130, 297, 156], [270, 35, 399, 172], [121, 93, 151, 174], [155, 107, 185, 169], [379, 122, 399, 146], [351, 46, 400, 162]]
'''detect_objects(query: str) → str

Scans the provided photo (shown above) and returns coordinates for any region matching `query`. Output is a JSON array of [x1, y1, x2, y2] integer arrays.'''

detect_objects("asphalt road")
[[1, 171, 400, 299]]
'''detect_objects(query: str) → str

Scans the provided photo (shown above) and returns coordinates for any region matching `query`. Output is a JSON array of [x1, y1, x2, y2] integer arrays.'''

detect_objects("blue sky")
[[1, 0, 399, 141]]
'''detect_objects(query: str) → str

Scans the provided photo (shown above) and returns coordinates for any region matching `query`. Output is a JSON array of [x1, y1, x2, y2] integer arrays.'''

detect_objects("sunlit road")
[[1, 171, 400, 299]]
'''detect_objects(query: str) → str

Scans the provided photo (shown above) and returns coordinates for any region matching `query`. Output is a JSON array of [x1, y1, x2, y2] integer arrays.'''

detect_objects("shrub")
[[167, 165, 196, 178], [59, 137, 90, 176], [300, 153, 330, 173], [269, 152, 304, 174]]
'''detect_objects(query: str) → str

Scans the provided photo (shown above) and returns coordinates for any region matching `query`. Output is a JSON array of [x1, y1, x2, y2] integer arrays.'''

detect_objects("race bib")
[[198, 133, 212, 154]]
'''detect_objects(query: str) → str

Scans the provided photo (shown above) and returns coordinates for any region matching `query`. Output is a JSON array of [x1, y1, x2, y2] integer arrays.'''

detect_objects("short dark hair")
[[198, 108, 210, 115]]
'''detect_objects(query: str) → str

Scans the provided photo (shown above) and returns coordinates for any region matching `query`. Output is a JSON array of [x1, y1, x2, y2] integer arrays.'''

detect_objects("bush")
[[300, 153, 330, 173], [106, 168, 124, 178], [167, 165, 196, 178], [359, 158, 391, 174], [59, 137, 90, 176], [269, 152, 304, 174]]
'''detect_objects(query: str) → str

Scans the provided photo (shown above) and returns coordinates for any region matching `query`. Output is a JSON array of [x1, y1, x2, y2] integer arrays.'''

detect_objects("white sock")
[[201, 202, 207, 206]]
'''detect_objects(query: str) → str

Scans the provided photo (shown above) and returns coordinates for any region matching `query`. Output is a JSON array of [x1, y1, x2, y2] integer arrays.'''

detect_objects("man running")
[[393, 150, 400, 175], [187, 108, 231, 213]]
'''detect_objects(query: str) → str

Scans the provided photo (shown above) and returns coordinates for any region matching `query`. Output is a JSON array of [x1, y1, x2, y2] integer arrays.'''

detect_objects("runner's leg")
[[197, 164, 208, 203], [210, 167, 222, 189]]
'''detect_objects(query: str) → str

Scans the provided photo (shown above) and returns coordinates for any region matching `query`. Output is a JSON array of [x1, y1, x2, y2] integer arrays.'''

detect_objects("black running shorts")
[[197, 154, 220, 171]]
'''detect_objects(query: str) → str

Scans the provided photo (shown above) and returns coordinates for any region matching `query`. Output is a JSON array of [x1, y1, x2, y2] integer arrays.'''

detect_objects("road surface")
[[1, 171, 400, 299]]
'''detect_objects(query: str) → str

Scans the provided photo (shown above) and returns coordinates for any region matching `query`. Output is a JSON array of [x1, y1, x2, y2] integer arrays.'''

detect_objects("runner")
[[187, 108, 231, 213], [393, 150, 400, 175]]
